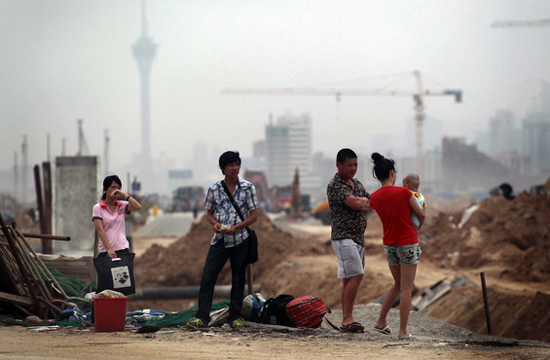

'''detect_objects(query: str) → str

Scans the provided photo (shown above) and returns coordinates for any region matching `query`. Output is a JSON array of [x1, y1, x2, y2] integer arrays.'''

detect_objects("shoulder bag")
[[221, 181, 258, 264]]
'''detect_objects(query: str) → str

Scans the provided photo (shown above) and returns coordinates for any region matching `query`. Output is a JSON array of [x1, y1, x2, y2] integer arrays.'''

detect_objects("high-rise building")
[[489, 110, 518, 157], [265, 113, 320, 194], [521, 81, 550, 176], [522, 112, 550, 176], [442, 137, 510, 194]]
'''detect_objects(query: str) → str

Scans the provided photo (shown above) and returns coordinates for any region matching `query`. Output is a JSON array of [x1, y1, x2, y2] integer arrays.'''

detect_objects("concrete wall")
[[53, 156, 99, 255]]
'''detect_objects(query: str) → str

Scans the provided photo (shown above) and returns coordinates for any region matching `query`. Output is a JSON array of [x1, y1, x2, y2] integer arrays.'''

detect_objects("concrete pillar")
[[53, 156, 99, 255]]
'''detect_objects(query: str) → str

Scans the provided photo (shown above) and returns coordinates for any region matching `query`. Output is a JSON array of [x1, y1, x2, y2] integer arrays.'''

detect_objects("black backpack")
[[260, 294, 295, 327]]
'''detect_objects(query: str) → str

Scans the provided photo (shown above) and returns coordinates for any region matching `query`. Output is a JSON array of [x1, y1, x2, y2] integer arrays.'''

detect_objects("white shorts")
[[332, 239, 365, 279]]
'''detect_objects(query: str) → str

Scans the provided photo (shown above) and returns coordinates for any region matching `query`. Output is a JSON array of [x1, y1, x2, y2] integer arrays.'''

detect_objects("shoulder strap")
[[221, 180, 245, 222], [324, 316, 340, 330]]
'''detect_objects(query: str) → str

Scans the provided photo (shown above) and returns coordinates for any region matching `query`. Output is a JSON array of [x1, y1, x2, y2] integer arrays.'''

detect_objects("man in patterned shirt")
[[327, 148, 371, 333], [186, 151, 258, 330]]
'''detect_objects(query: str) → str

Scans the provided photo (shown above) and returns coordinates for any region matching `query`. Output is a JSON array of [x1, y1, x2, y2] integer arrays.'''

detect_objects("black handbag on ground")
[[93, 252, 136, 295], [221, 181, 258, 264]]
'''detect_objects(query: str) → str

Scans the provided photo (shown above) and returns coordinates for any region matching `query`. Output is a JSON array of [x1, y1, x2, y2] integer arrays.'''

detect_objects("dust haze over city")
[[1, 0, 550, 207]]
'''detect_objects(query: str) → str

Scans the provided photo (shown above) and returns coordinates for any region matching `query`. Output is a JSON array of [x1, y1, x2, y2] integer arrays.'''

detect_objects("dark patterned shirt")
[[327, 173, 369, 246]]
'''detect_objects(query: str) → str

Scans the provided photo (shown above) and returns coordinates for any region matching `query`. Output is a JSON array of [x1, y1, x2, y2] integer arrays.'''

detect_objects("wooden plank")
[[41, 256, 94, 283], [0, 291, 34, 306]]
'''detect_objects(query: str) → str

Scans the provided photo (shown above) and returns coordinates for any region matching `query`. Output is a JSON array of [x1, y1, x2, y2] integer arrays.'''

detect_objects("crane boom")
[[222, 87, 462, 100], [222, 70, 462, 178], [492, 19, 550, 28]]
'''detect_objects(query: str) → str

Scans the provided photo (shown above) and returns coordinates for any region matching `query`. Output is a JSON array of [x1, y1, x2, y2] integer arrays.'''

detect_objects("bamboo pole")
[[0, 212, 41, 315], [20, 233, 70, 241]]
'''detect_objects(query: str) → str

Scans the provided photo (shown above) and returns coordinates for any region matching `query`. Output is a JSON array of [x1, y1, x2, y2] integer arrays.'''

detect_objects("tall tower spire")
[[132, 1, 157, 164], [140, 1, 148, 37]]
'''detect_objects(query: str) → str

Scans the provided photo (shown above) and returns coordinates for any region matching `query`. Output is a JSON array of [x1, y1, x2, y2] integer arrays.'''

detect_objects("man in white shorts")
[[327, 148, 371, 333]]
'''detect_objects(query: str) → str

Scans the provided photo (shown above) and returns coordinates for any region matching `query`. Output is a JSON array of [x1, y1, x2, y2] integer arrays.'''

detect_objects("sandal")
[[340, 321, 365, 333], [373, 325, 391, 335]]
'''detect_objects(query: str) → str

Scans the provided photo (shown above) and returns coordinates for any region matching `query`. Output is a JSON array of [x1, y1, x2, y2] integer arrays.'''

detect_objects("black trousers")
[[195, 239, 248, 323]]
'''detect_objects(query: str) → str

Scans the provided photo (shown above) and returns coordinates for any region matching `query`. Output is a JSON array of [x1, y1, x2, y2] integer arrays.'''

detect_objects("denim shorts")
[[384, 243, 421, 266]]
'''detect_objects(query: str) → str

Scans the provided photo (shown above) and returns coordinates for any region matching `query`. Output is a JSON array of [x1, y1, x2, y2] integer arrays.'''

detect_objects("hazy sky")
[[1, 0, 550, 174]]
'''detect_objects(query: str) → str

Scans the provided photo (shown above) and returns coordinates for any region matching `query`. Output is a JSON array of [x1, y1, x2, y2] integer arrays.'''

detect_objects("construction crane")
[[222, 70, 462, 178]]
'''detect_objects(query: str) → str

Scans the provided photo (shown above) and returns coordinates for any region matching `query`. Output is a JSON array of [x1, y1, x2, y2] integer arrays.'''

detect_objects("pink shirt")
[[92, 200, 130, 252]]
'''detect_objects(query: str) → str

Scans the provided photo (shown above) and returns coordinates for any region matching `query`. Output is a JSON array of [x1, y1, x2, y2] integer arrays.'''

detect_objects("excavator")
[[542, 177, 550, 196], [531, 176, 550, 197], [310, 200, 331, 225], [492, 176, 550, 199]]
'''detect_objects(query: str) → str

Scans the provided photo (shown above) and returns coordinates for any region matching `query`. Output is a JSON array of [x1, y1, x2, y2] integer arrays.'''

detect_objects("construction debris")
[[0, 212, 88, 319]]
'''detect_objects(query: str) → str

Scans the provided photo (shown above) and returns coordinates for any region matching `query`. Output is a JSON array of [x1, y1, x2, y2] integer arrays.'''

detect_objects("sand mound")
[[424, 285, 550, 341], [134, 211, 331, 290], [420, 193, 550, 282]]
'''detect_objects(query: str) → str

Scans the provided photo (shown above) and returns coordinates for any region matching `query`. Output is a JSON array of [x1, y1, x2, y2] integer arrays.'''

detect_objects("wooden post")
[[41, 162, 53, 254], [33, 165, 47, 246], [480, 272, 492, 335]]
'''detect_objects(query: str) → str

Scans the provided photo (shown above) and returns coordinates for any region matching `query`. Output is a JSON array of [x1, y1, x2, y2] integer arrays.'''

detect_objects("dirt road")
[[2, 314, 548, 360]]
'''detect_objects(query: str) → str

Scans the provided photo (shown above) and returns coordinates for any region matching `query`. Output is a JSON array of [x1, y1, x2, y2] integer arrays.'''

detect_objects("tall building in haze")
[[522, 80, 550, 176], [265, 113, 320, 196], [489, 110, 517, 157]]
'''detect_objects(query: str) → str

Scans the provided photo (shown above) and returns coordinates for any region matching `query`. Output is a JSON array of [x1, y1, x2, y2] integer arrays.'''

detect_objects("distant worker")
[[186, 151, 258, 330], [402, 173, 427, 230], [192, 203, 198, 219], [26, 208, 36, 223], [369, 153, 425, 340], [327, 148, 371, 333]]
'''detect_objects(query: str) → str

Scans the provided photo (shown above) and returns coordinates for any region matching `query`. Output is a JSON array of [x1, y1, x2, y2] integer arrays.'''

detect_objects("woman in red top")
[[369, 152, 425, 339]]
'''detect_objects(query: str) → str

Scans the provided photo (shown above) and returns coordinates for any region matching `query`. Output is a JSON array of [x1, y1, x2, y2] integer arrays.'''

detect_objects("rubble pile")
[[0, 216, 76, 319], [421, 193, 550, 282]]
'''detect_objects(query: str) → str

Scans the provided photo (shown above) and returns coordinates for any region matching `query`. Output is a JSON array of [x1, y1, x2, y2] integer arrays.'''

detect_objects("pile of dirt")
[[424, 193, 478, 213], [424, 285, 550, 342], [134, 211, 333, 291], [420, 193, 550, 283]]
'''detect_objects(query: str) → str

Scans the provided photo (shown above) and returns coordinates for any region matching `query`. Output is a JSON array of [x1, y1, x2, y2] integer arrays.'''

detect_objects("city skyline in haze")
[[1, 1, 550, 191]]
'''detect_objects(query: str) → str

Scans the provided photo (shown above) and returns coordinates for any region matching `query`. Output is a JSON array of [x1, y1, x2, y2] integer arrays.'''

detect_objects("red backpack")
[[285, 295, 328, 328]]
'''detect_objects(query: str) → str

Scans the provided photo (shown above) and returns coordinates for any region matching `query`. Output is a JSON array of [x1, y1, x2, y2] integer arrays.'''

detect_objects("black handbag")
[[245, 228, 259, 264], [221, 181, 258, 264], [93, 252, 136, 295]]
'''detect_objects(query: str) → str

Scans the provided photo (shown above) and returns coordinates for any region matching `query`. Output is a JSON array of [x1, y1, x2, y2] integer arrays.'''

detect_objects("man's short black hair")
[[219, 151, 241, 172], [336, 148, 357, 164]]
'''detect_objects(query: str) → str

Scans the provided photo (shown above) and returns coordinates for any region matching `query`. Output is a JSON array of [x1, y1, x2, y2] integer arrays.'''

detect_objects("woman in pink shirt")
[[368, 153, 425, 340], [92, 175, 141, 259]]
